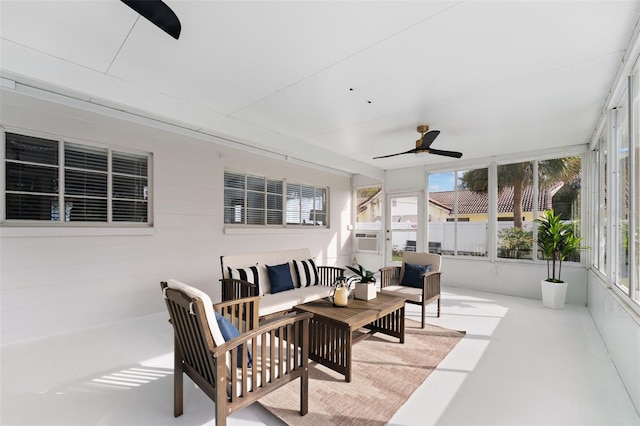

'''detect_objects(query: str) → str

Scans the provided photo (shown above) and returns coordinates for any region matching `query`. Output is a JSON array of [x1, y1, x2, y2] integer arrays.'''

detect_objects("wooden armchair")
[[161, 280, 312, 426], [379, 252, 442, 328]]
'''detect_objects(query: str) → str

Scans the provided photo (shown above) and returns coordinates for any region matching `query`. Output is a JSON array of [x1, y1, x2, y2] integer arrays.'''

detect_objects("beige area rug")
[[258, 320, 465, 426]]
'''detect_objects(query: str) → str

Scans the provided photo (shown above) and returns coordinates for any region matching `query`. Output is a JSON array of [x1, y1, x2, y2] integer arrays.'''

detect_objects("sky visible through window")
[[428, 172, 455, 192]]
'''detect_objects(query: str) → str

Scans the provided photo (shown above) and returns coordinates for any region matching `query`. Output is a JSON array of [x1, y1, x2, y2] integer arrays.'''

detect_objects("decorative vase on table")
[[354, 282, 376, 300], [345, 263, 377, 300], [329, 276, 353, 307]]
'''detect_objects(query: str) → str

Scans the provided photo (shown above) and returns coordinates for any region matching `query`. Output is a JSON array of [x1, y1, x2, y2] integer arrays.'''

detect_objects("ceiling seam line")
[[0, 38, 104, 75], [106, 16, 139, 75]]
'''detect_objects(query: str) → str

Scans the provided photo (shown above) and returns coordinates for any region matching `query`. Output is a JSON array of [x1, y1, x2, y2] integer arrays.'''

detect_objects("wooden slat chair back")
[[161, 280, 312, 426], [379, 252, 442, 328]]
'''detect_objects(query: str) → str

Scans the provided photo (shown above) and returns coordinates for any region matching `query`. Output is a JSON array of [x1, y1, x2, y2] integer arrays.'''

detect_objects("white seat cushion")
[[221, 249, 313, 295], [381, 285, 422, 303], [259, 286, 331, 317], [229, 332, 299, 397]]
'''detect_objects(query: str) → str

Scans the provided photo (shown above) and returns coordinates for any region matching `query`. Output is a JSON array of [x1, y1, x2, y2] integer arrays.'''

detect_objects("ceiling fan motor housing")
[[416, 125, 429, 149]]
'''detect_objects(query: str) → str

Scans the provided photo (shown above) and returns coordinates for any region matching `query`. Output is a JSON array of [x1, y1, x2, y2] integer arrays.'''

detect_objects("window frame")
[[427, 168, 491, 258], [589, 68, 639, 312], [1, 128, 153, 228], [426, 150, 586, 265], [224, 170, 329, 229]]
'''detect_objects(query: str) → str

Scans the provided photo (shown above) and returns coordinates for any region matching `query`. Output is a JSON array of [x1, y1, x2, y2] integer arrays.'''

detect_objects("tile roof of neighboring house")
[[428, 183, 564, 215]]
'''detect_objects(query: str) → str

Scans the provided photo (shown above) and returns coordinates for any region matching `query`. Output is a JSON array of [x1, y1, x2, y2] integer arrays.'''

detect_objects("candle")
[[334, 287, 349, 306]]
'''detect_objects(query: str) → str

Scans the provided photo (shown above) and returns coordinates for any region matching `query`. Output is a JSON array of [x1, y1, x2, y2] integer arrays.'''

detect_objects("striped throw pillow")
[[293, 259, 319, 287], [227, 266, 260, 288]]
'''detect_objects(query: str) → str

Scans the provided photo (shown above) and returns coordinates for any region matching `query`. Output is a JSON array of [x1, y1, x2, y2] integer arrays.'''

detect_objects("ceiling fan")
[[373, 125, 463, 159], [121, 0, 181, 40]]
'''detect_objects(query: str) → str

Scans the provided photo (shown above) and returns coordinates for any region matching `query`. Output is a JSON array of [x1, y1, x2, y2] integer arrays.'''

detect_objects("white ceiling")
[[1, 1, 639, 176]]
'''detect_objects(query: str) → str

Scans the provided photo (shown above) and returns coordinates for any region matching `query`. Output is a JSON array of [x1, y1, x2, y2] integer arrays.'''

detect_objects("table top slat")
[[295, 293, 405, 330]]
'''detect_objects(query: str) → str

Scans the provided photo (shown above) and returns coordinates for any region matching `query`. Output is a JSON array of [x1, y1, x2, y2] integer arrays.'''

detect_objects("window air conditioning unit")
[[354, 232, 379, 253]]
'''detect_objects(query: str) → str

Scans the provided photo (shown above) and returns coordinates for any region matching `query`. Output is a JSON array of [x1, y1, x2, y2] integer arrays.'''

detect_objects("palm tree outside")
[[458, 156, 581, 259]]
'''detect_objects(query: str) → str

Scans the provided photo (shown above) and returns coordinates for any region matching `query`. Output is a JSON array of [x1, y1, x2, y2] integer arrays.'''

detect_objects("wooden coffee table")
[[294, 292, 405, 382]]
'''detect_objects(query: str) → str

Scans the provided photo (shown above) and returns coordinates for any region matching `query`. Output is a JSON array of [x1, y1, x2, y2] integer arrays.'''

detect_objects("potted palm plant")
[[535, 210, 588, 309], [345, 264, 377, 300]]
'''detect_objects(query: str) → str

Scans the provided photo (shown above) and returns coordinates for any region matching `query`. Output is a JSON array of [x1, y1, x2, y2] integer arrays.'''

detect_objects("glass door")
[[386, 192, 422, 264]]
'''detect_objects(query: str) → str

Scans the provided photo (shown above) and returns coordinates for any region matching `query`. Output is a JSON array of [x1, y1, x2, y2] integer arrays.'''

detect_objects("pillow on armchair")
[[214, 311, 252, 368], [401, 263, 432, 288]]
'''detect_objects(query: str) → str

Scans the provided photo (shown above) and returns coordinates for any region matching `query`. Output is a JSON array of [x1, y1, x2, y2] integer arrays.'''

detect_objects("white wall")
[[0, 90, 352, 345], [443, 257, 588, 305], [588, 272, 640, 413]]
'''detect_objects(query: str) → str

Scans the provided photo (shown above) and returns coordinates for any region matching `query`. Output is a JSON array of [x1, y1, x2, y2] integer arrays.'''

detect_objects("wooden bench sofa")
[[220, 248, 344, 318]]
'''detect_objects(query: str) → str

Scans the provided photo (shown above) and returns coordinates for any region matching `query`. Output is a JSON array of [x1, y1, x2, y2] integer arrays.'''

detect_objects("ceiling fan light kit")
[[372, 125, 463, 160]]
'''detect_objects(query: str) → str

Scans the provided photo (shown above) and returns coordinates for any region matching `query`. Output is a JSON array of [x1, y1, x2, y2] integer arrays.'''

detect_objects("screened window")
[[633, 66, 640, 305], [427, 157, 582, 262], [612, 87, 633, 298], [224, 171, 327, 227], [495, 161, 535, 259], [590, 70, 639, 308], [355, 185, 382, 230], [429, 168, 489, 257], [592, 133, 607, 273], [4, 132, 151, 224]]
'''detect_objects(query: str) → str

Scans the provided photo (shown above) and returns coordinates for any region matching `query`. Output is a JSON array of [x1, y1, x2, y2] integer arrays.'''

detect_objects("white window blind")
[[3, 132, 151, 225], [112, 151, 149, 222], [5, 133, 59, 221], [224, 171, 327, 227]]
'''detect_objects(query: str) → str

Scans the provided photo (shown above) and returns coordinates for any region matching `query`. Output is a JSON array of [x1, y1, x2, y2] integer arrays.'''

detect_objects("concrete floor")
[[1, 287, 638, 425]]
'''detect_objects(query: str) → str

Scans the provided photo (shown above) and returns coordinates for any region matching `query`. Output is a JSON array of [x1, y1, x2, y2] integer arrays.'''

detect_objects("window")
[[286, 183, 327, 226], [592, 133, 607, 273], [4, 132, 151, 224], [590, 69, 639, 308], [495, 161, 534, 259], [355, 185, 382, 230], [429, 168, 489, 257], [538, 156, 582, 263], [615, 104, 630, 293], [224, 172, 283, 225], [633, 67, 640, 305], [224, 170, 328, 227], [427, 156, 582, 262]]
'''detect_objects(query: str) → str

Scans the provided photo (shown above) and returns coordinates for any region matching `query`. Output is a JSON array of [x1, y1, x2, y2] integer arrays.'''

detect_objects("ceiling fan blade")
[[418, 130, 440, 149], [373, 148, 418, 159], [428, 148, 463, 158], [121, 0, 181, 39]]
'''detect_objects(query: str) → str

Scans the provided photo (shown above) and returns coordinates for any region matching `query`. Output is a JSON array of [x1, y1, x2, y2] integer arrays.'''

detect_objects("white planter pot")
[[541, 280, 568, 309], [354, 282, 376, 300]]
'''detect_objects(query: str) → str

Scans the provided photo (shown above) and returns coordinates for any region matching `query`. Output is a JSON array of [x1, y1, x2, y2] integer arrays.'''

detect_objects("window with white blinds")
[[4, 132, 151, 225], [224, 171, 328, 227], [286, 183, 327, 226]]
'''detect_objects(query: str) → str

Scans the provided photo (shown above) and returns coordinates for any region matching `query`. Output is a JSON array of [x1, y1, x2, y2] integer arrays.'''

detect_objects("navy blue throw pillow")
[[266, 263, 295, 294], [214, 311, 252, 368], [401, 263, 432, 288]]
